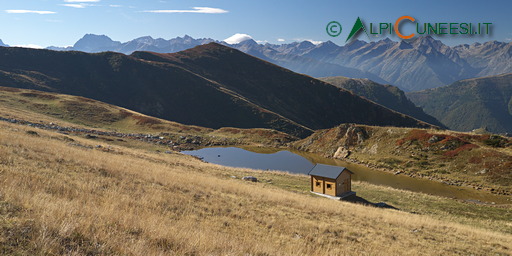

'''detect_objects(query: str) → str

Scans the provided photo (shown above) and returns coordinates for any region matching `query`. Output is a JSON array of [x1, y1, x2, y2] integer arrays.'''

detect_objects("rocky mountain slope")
[[454, 41, 512, 78], [297, 37, 477, 91], [226, 39, 388, 83]]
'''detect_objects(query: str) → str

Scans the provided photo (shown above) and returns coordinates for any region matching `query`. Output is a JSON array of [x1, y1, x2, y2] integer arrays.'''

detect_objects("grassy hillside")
[[0, 86, 296, 150], [132, 43, 436, 131], [320, 76, 445, 127], [292, 124, 512, 195], [1, 115, 511, 255], [0, 44, 437, 138], [0, 47, 311, 137], [407, 73, 512, 134]]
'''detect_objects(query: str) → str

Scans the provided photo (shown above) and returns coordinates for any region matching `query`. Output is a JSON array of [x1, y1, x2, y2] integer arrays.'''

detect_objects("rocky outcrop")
[[333, 147, 350, 159], [293, 124, 371, 158]]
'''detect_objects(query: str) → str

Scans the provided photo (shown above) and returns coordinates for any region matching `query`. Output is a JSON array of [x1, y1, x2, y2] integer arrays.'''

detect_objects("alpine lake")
[[182, 147, 511, 204]]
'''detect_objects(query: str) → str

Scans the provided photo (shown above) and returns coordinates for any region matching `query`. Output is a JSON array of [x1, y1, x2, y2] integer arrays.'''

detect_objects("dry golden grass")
[[1, 122, 511, 255]]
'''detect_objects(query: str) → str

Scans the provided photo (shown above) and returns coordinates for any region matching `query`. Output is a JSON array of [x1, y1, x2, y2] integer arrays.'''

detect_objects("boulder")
[[242, 176, 258, 182], [333, 147, 350, 159]]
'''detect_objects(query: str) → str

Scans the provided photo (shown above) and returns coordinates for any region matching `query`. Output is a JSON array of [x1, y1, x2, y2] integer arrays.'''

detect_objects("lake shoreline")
[[182, 146, 511, 204]]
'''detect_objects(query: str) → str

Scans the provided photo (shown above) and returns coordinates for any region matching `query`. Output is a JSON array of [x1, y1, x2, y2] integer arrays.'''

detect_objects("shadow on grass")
[[343, 195, 399, 210]]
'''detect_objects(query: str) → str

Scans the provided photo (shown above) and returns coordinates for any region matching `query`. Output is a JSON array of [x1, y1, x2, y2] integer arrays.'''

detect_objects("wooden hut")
[[308, 164, 353, 197]]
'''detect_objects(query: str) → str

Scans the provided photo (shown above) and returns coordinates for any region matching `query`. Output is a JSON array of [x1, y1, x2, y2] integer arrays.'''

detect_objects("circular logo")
[[326, 21, 342, 37]]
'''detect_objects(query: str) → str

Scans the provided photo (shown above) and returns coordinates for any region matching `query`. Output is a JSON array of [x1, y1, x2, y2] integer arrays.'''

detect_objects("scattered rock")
[[368, 144, 378, 154], [242, 176, 258, 182], [428, 135, 441, 143], [476, 169, 488, 175]]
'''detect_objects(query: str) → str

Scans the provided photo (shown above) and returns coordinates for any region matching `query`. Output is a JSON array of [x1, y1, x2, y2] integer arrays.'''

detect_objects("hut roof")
[[308, 164, 352, 179]]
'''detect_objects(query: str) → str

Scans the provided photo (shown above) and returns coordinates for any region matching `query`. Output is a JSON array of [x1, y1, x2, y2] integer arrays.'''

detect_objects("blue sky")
[[0, 0, 510, 48]]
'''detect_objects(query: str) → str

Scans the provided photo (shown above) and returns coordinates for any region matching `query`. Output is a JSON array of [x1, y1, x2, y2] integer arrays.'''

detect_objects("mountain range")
[[0, 43, 433, 137], [261, 37, 512, 92], [44, 34, 386, 84], [3, 35, 511, 134], [408, 73, 512, 134], [47, 34, 216, 56], [15, 34, 510, 92]]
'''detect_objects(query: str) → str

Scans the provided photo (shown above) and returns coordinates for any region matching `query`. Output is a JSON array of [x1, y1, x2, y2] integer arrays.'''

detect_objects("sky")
[[0, 0, 511, 48]]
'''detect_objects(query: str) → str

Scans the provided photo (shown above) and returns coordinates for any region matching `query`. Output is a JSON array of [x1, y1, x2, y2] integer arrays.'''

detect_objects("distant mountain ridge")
[[2, 34, 512, 91], [304, 37, 479, 91], [47, 34, 215, 54], [38, 34, 512, 91], [407, 73, 512, 134], [46, 34, 384, 83], [454, 41, 512, 78], [0, 43, 434, 138]]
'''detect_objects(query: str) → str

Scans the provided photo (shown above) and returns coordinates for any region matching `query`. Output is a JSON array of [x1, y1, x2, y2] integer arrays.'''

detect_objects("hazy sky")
[[0, 0, 510, 48]]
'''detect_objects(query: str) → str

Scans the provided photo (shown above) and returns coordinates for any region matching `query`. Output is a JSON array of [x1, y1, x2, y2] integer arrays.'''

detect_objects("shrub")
[[443, 144, 479, 157], [483, 135, 508, 148]]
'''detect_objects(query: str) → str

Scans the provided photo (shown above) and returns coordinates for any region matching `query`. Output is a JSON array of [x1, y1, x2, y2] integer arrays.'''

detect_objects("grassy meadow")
[[0, 120, 511, 255]]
